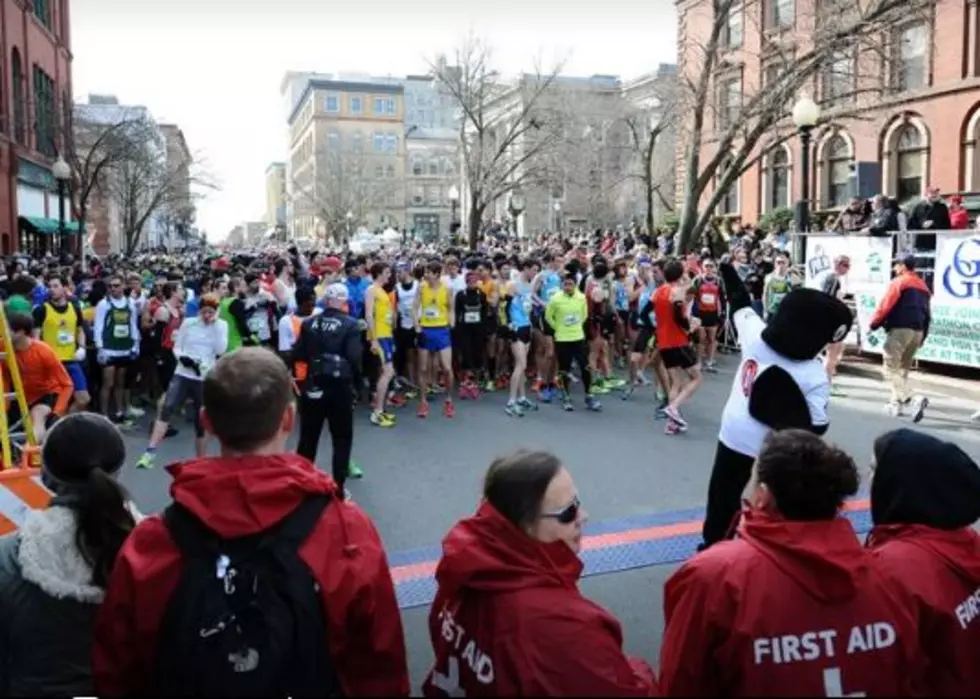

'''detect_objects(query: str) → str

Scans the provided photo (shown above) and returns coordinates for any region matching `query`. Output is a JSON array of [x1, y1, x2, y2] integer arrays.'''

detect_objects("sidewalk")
[[839, 353, 980, 402]]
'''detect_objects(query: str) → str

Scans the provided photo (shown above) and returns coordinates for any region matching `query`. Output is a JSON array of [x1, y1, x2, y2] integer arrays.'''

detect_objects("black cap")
[[897, 253, 917, 270]]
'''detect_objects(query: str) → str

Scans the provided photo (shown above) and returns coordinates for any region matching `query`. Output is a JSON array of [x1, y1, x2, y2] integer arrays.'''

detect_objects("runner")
[[413, 261, 455, 419], [545, 273, 601, 412], [32, 274, 90, 412], [762, 251, 794, 322], [654, 260, 703, 435], [692, 259, 723, 372], [393, 262, 420, 397], [365, 262, 397, 428], [820, 254, 851, 395], [531, 253, 562, 402], [454, 271, 489, 399], [93, 275, 141, 426], [502, 259, 537, 417]]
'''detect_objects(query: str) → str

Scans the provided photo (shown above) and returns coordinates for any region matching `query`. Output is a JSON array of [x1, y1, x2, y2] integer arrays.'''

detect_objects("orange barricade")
[[0, 467, 52, 536]]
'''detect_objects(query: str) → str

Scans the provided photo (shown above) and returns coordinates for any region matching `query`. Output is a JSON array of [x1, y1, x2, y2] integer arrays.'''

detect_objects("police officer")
[[293, 283, 362, 497]]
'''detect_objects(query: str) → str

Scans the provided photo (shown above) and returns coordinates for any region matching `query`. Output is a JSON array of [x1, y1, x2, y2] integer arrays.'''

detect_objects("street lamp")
[[52, 154, 71, 255], [791, 95, 820, 259], [553, 200, 562, 232], [448, 184, 460, 233], [507, 189, 526, 241]]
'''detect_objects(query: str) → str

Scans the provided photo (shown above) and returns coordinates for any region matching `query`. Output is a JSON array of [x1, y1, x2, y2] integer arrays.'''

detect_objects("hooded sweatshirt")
[[867, 429, 980, 696], [421, 501, 656, 697], [659, 508, 920, 697], [92, 454, 409, 697]]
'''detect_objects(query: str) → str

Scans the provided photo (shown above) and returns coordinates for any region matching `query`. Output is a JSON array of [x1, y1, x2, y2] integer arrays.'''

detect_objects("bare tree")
[[290, 146, 400, 244], [619, 102, 678, 235], [675, 0, 932, 251], [430, 36, 567, 248]]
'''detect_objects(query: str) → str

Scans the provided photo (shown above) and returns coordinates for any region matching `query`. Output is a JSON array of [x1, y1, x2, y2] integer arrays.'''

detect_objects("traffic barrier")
[[0, 468, 52, 536]]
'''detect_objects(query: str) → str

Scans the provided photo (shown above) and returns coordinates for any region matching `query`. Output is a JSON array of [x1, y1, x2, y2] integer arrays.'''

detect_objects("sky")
[[71, 0, 678, 242]]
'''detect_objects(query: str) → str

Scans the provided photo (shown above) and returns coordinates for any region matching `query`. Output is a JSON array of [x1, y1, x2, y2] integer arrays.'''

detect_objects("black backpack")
[[155, 495, 341, 697]]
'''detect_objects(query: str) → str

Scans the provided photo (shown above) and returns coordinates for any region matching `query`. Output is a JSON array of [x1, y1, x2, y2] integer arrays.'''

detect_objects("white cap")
[[324, 283, 349, 302]]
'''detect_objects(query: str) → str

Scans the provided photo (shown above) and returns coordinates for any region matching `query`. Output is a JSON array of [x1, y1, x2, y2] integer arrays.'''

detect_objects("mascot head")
[[762, 288, 853, 361]]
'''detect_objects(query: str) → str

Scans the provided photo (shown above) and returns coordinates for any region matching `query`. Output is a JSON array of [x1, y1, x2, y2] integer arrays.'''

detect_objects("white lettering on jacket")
[[954, 587, 980, 630], [435, 607, 495, 686], [752, 623, 895, 666]]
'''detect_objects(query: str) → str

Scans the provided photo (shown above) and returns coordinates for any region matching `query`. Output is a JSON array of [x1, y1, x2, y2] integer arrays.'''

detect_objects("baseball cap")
[[324, 283, 349, 302], [322, 256, 342, 272]]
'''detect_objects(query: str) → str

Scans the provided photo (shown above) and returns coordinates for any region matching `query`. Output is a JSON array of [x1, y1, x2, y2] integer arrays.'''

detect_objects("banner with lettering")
[[914, 234, 980, 367]]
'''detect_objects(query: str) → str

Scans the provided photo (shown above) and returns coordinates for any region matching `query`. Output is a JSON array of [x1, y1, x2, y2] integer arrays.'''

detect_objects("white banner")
[[914, 234, 980, 367]]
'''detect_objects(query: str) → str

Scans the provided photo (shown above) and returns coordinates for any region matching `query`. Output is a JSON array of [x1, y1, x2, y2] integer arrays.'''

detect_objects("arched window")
[[963, 105, 980, 191], [412, 157, 423, 176], [766, 146, 791, 210], [825, 135, 851, 208], [11, 48, 25, 144], [896, 125, 924, 203]]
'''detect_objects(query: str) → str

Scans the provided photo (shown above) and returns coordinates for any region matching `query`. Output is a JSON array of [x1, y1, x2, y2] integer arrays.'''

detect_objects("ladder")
[[0, 303, 39, 469]]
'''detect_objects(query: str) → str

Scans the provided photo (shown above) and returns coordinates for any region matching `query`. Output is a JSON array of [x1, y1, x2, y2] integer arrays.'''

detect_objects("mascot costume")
[[699, 263, 854, 549]]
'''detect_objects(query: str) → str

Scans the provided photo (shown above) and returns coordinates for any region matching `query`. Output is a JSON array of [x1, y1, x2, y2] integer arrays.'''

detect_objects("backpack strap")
[[163, 503, 221, 557], [270, 495, 332, 551]]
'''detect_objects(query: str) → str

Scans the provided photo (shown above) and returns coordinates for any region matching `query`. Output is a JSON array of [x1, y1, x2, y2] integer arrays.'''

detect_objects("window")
[[32, 0, 52, 30], [12, 49, 25, 144], [350, 96, 362, 114], [33, 66, 56, 156], [412, 158, 423, 176], [351, 132, 363, 151], [375, 164, 384, 179], [723, 4, 743, 48], [718, 158, 740, 214], [894, 24, 928, 92], [822, 50, 854, 104], [412, 186, 424, 206], [427, 186, 441, 206], [386, 164, 396, 179], [325, 94, 339, 112], [373, 133, 385, 152], [374, 97, 396, 115], [767, 147, 790, 210], [428, 161, 439, 176], [895, 125, 924, 203], [825, 135, 852, 208], [718, 76, 742, 130], [770, 0, 794, 28], [385, 133, 398, 152]]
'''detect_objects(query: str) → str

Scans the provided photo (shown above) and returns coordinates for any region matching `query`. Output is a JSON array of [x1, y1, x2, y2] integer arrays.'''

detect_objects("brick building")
[[1, 0, 73, 254], [677, 0, 980, 226]]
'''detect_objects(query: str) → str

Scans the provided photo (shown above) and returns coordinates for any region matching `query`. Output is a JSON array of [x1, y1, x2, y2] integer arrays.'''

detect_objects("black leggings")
[[555, 340, 592, 395], [700, 441, 755, 549], [296, 380, 353, 491], [456, 325, 486, 374]]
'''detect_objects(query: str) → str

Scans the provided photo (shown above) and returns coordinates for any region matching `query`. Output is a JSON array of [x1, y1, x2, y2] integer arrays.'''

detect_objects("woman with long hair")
[[0, 413, 138, 695]]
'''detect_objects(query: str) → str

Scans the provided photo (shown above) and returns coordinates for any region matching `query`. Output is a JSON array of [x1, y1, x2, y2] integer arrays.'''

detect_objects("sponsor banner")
[[915, 234, 980, 367]]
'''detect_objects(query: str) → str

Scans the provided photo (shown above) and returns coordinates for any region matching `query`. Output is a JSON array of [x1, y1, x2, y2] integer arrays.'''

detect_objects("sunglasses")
[[540, 496, 581, 525]]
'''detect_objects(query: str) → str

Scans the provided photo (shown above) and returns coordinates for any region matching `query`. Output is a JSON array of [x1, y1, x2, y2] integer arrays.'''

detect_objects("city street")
[[118, 357, 980, 692]]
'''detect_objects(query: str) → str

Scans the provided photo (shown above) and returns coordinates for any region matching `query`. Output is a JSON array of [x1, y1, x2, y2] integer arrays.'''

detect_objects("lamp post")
[[52, 154, 71, 255], [791, 96, 820, 261], [553, 200, 562, 232], [345, 210, 353, 242], [448, 184, 459, 236], [507, 189, 526, 241]]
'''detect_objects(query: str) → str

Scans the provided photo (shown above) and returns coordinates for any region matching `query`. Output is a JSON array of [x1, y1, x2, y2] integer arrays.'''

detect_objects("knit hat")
[[871, 428, 980, 529], [762, 288, 853, 360], [42, 413, 126, 503]]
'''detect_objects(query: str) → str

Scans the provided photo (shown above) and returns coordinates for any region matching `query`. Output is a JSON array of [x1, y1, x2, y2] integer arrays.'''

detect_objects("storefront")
[[16, 157, 79, 256]]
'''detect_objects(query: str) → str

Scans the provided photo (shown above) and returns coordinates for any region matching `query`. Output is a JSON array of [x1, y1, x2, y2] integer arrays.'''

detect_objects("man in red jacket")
[[92, 347, 409, 697], [867, 428, 980, 697], [660, 429, 922, 696]]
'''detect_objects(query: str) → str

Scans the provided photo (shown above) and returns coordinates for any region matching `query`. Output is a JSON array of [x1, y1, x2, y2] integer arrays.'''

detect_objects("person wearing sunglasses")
[[660, 430, 922, 697], [422, 450, 656, 697]]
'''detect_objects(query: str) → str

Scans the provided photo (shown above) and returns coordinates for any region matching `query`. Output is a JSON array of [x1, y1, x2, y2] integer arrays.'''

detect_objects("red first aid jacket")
[[422, 501, 657, 697], [659, 508, 922, 697], [92, 454, 409, 697], [868, 523, 980, 696]]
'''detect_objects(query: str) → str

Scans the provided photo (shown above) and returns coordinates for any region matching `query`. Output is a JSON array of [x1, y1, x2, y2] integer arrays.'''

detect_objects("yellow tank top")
[[370, 285, 394, 339], [419, 282, 449, 328], [41, 302, 79, 361]]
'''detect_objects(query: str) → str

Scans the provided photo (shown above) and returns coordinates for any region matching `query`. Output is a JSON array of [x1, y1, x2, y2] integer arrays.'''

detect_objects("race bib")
[[700, 293, 716, 305], [247, 315, 265, 333], [563, 313, 580, 326], [522, 298, 532, 314], [113, 324, 130, 339], [464, 310, 481, 323], [57, 330, 73, 345], [424, 306, 440, 319]]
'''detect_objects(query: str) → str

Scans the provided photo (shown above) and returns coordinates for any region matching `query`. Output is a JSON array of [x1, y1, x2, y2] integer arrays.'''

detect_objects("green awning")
[[18, 216, 81, 234]]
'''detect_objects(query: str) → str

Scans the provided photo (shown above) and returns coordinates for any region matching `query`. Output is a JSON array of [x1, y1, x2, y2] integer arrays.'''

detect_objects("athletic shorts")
[[660, 346, 698, 370], [633, 329, 655, 354], [497, 325, 513, 341], [420, 327, 452, 353], [63, 360, 88, 392], [617, 310, 630, 328], [511, 326, 532, 345], [698, 311, 721, 328], [7, 393, 58, 428], [105, 356, 133, 369], [590, 313, 616, 340], [375, 337, 395, 363]]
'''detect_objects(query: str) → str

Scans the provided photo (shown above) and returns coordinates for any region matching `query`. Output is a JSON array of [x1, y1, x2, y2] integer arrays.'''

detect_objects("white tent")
[[381, 227, 401, 242]]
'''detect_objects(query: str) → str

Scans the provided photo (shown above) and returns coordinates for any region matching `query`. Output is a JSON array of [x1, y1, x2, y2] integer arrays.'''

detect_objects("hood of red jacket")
[[869, 523, 980, 586], [739, 508, 866, 603], [167, 454, 341, 539], [435, 501, 583, 598]]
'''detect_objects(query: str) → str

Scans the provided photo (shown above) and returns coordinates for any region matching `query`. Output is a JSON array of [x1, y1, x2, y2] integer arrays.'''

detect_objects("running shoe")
[[164, 425, 179, 438], [443, 400, 455, 419], [417, 401, 430, 418], [885, 401, 904, 418], [126, 406, 146, 419], [665, 421, 681, 436], [664, 405, 687, 428], [404, 389, 419, 400], [348, 460, 364, 479], [590, 380, 611, 395], [517, 397, 538, 412], [604, 377, 627, 389], [388, 393, 408, 407], [539, 386, 555, 403], [911, 395, 929, 424], [370, 411, 395, 428], [621, 386, 635, 401], [562, 398, 575, 412], [135, 452, 156, 469], [505, 401, 525, 417], [483, 380, 496, 392], [634, 373, 652, 386], [703, 362, 719, 374], [585, 395, 603, 412]]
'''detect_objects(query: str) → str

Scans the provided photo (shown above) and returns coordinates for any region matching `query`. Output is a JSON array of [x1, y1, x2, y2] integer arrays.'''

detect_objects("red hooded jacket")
[[421, 502, 656, 697], [868, 524, 980, 696], [659, 509, 921, 697], [92, 454, 409, 697]]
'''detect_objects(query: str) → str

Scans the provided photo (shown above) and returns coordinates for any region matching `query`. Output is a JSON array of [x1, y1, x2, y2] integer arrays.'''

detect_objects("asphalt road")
[[117, 357, 980, 693]]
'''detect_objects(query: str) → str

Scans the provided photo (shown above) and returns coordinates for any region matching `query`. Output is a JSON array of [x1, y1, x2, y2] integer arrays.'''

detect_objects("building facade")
[[1, 0, 73, 254], [155, 123, 194, 249], [264, 161, 286, 231], [406, 127, 458, 240], [678, 0, 980, 226], [287, 78, 406, 242]]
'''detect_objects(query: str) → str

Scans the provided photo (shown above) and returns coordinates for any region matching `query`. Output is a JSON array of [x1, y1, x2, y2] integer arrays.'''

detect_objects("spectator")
[[869, 254, 931, 421], [907, 186, 950, 253], [947, 194, 969, 229], [93, 348, 409, 697], [422, 450, 656, 697], [865, 195, 899, 236], [866, 428, 980, 697], [0, 413, 137, 696], [833, 197, 870, 233], [659, 430, 920, 696]]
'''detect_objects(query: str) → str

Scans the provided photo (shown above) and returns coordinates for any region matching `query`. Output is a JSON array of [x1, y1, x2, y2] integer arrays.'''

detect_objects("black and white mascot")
[[699, 263, 854, 549]]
